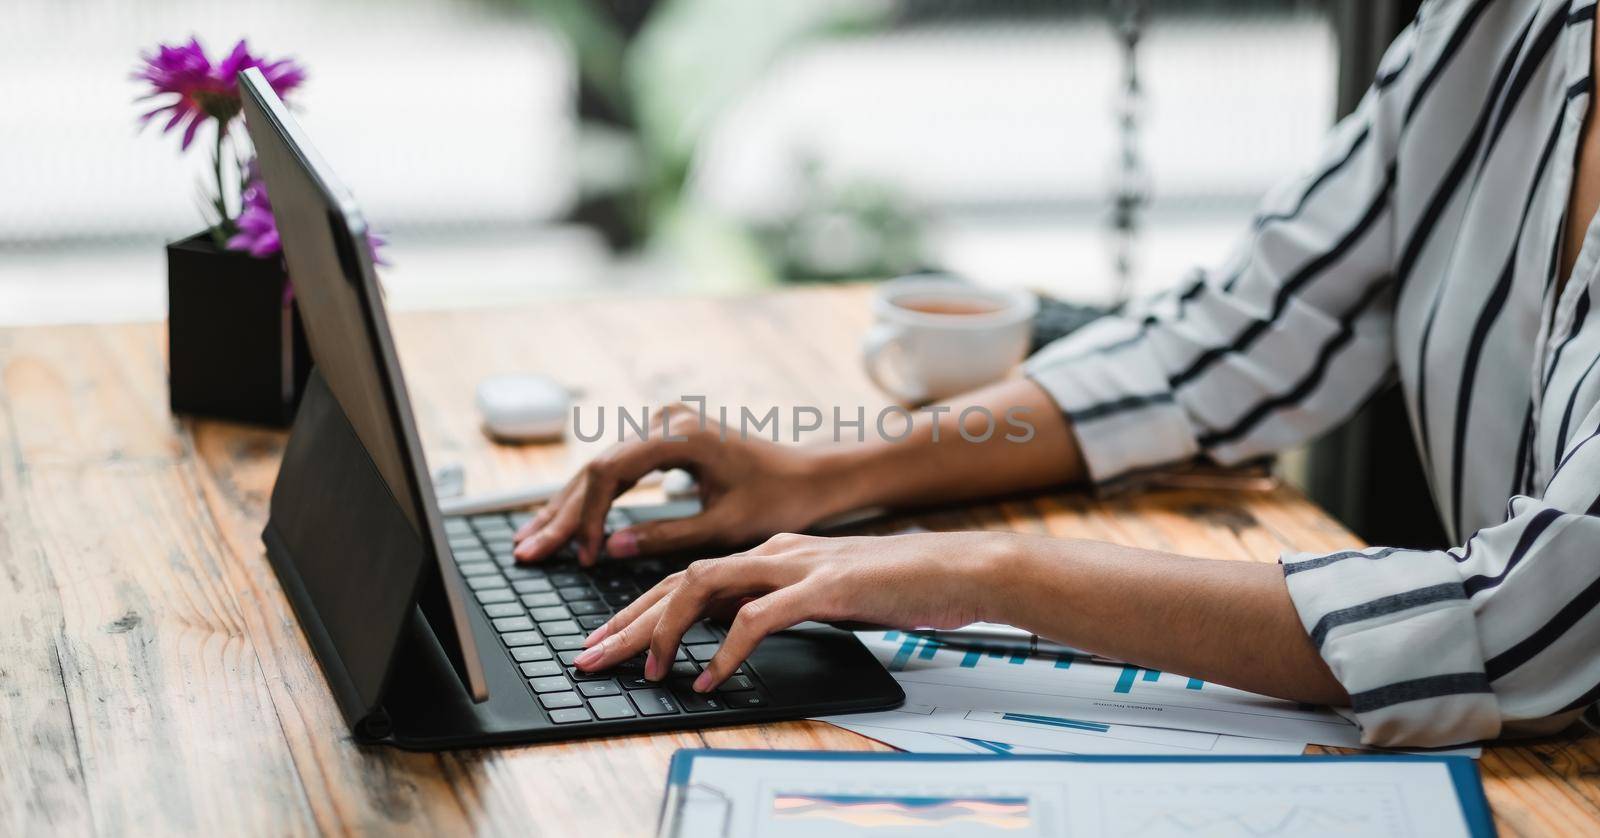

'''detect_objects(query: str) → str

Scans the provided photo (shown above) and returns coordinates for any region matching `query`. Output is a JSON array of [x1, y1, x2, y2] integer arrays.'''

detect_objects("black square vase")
[[167, 231, 311, 427]]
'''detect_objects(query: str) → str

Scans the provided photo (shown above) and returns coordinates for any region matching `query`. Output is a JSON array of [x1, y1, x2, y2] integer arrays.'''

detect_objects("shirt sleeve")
[[1024, 17, 1419, 489], [1281, 400, 1600, 747]]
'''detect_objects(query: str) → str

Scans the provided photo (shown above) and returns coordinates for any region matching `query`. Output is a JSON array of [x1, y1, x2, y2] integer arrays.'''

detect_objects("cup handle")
[[862, 322, 927, 403]]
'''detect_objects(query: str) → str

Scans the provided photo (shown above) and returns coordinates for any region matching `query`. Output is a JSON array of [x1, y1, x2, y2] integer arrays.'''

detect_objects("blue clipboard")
[[659, 749, 1495, 837]]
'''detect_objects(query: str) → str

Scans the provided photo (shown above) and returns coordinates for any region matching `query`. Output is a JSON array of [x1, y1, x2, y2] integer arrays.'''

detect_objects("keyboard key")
[[529, 606, 572, 622], [675, 648, 689, 662], [470, 513, 511, 527], [568, 600, 608, 616], [675, 690, 726, 713], [457, 561, 498, 577], [685, 643, 720, 662], [520, 661, 561, 678], [445, 519, 472, 535], [551, 635, 587, 652], [453, 548, 490, 563], [467, 575, 508, 591], [549, 572, 584, 587], [492, 616, 536, 633], [521, 593, 561, 609], [602, 591, 638, 607], [567, 667, 610, 681], [682, 623, 718, 645], [619, 674, 655, 690], [511, 645, 552, 662], [510, 512, 534, 528], [717, 675, 754, 692], [578, 615, 608, 630], [501, 631, 543, 647], [476, 589, 516, 604], [503, 565, 545, 580], [447, 534, 479, 549], [558, 586, 598, 602], [721, 691, 766, 709], [629, 559, 669, 578], [630, 689, 681, 717], [588, 695, 636, 720], [529, 675, 570, 693], [548, 706, 592, 724], [539, 691, 583, 710], [557, 649, 585, 666], [512, 579, 554, 595], [483, 602, 525, 618], [540, 620, 581, 636], [669, 661, 699, 678], [578, 680, 623, 697]]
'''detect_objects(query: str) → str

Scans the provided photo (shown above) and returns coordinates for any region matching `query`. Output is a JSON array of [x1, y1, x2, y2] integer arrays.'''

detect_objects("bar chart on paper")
[[859, 631, 1364, 748]]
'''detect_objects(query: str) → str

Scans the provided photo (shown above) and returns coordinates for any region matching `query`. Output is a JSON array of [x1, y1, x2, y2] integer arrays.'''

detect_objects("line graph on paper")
[[1100, 782, 1409, 838]]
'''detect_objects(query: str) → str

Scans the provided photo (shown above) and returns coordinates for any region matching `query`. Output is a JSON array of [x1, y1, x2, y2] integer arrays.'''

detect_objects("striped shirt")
[[1025, 0, 1600, 747]]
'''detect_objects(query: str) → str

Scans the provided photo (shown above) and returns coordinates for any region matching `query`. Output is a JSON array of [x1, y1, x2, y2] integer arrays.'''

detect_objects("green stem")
[[210, 121, 231, 247]]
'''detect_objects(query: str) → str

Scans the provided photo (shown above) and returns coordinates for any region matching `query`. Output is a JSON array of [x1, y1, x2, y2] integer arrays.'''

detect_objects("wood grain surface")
[[1, 285, 1596, 835]]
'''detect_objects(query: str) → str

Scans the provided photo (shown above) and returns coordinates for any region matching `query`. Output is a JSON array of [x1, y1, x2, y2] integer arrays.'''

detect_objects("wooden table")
[[3, 285, 1598, 836]]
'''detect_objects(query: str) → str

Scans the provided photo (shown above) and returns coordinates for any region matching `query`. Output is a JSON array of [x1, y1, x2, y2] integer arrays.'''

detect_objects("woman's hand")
[[513, 408, 856, 565], [571, 531, 1017, 691]]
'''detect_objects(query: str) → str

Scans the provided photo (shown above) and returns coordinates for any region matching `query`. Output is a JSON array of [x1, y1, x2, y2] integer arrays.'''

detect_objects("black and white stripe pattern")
[[1026, 0, 1600, 747]]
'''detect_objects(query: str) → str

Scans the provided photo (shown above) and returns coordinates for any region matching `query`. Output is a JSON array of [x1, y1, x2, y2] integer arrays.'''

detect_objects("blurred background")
[[1, 0, 1335, 323], [3, 0, 1436, 545]]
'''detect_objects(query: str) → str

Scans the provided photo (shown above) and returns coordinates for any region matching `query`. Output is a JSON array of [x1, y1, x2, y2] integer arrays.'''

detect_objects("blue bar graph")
[[888, 634, 921, 670], [957, 737, 1015, 755], [1000, 712, 1112, 733], [877, 632, 1207, 692]]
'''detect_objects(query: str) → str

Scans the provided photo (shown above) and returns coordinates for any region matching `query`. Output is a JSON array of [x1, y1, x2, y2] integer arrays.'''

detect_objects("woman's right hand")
[[512, 407, 853, 566]]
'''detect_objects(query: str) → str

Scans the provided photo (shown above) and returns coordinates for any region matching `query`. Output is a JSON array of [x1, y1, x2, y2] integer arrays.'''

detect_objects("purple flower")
[[133, 37, 306, 149], [228, 160, 387, 265], [132, 38, 222, 149], [216, 40, 307, 100], [226, 173, 280, 258]]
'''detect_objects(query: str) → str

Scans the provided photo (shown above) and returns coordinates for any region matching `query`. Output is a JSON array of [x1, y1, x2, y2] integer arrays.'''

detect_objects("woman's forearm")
[[813, 378, 1085, 517], [984, 535, 1349, 706], [802, 381, 1344, 704]]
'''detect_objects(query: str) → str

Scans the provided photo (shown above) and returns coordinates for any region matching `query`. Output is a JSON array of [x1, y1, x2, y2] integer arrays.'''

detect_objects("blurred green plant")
[[517, 0, 921, 285]]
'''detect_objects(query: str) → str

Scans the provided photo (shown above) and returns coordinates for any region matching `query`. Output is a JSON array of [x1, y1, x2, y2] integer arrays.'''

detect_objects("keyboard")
[[442, 511, 771, 725]]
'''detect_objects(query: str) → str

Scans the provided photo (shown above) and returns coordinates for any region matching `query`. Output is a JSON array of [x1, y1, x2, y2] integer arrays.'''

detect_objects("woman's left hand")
[[572, 531, 1018, 691]]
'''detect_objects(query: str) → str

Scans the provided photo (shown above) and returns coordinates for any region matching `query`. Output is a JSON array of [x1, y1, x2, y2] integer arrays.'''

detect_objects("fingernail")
[[692, 671, 713, 693], [606, 529, 638, 558], [573, 646, 602, 669], [583, 624, 610, 647], [644, 651, 661, 680]]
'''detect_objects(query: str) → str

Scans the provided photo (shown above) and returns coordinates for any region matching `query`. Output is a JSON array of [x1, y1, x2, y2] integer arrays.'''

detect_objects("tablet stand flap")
[[261, 369, 426, 728]]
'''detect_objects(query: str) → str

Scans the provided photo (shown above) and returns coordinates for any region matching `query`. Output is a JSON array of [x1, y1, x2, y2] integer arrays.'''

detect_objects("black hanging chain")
[[1109, 0, 1149, 307]]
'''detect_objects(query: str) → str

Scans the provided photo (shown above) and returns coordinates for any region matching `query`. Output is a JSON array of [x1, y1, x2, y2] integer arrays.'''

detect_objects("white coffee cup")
[[862, 276, 1038, 404]]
